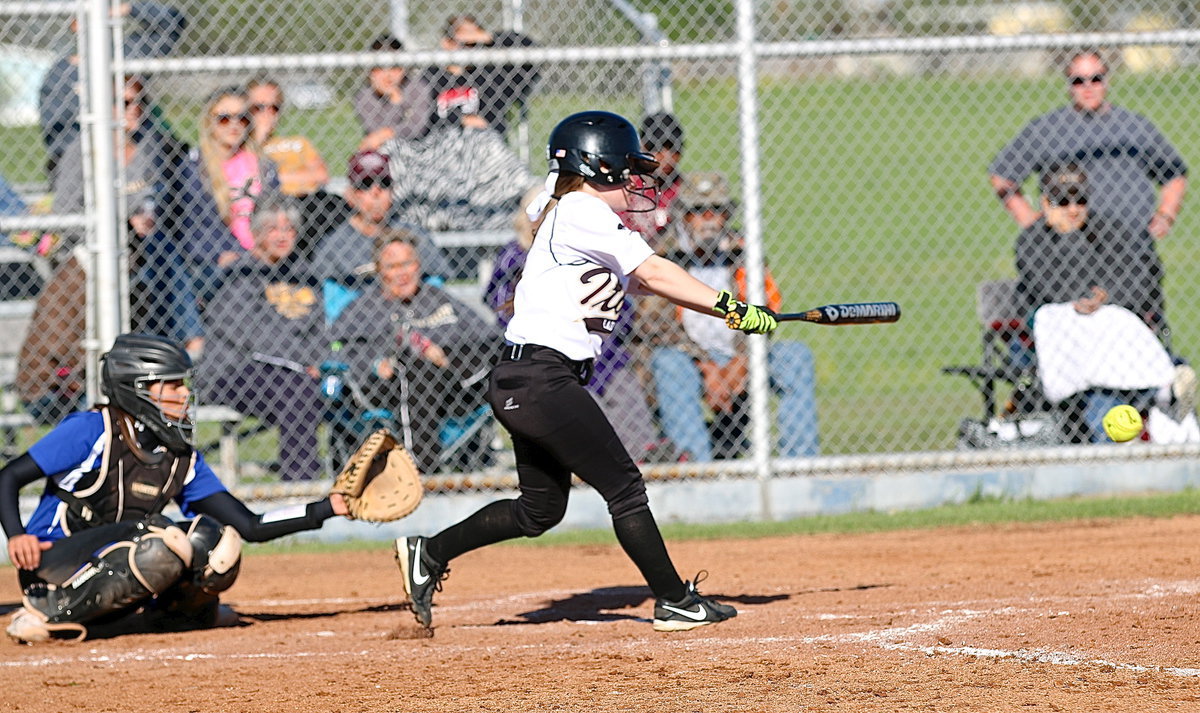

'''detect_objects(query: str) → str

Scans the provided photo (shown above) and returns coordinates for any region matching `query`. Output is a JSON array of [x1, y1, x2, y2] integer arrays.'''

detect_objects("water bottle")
[[319, 356, 348, 401], [321, 371, 344, 401]]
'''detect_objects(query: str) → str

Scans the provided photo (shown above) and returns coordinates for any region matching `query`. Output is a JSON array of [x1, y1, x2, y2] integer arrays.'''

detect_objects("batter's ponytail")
[[531, 173, 587, 239]]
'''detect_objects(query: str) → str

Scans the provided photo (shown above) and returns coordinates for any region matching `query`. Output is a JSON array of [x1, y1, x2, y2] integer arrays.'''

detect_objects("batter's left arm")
[[630, 255, 721, 314]]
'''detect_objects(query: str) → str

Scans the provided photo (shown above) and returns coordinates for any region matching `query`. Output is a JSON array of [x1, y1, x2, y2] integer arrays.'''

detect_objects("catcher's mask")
[[100, 333, 195, 454], [547, 110, 659, 212]]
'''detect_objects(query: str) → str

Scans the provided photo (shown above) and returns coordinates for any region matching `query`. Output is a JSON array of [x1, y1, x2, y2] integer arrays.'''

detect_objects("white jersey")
[[506, 191, 654, 360]]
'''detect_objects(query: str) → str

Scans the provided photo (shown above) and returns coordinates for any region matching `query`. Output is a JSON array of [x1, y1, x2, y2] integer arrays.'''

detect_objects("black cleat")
[[652, 573, 737, 632], [393, 536, 448, 628]]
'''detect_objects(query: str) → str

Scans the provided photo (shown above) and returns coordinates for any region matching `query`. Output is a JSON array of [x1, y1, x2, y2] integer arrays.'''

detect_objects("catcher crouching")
[[0, 334, 421, 643]]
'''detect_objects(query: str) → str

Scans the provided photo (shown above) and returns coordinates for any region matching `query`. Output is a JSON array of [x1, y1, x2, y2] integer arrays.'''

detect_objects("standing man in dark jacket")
[[39, 1, 187, 179], [989, 49, 1187, 241]]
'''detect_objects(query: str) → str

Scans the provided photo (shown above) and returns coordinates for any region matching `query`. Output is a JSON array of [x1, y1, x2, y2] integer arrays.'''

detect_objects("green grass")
[[6, 69, 1200, 455], [237, 488, 1200, 556]]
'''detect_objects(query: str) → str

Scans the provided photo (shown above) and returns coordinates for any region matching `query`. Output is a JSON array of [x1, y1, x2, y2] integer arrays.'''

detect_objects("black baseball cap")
[[640, 112, 684, 153], [1040, 163, 1087, 201]]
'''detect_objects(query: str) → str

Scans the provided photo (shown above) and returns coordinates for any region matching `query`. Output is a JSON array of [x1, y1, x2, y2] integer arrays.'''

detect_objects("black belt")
[[500, 342, 594, 384]]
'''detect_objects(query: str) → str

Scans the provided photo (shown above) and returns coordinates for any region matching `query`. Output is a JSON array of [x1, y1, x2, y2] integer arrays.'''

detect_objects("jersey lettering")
[[577, 267, 624, 335]]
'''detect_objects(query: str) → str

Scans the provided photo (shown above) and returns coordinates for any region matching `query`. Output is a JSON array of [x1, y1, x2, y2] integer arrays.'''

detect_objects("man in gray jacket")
[[332, 234, 502, 472]]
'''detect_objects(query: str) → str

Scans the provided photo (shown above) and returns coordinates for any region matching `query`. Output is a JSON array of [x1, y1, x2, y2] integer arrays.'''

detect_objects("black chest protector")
[[51, 407, 196, 534]]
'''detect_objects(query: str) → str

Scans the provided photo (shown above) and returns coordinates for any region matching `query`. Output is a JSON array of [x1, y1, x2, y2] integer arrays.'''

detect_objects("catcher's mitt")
[[330, 429, 423, 522]]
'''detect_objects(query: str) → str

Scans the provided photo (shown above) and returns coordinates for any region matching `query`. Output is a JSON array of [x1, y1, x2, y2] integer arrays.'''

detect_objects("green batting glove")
[[713, 289, 739, 317], [712, 289, 779, 334]]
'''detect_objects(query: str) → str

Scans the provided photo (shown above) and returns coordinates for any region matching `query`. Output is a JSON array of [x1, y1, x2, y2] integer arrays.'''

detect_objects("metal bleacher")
[[0, 246, 50, 457]]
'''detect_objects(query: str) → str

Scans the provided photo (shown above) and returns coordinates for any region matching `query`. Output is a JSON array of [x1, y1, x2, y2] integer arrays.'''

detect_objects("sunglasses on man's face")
[[1054, 196, 1088, 207], [250, 103, 282, 114], [353, 177, 393, 190], [688, 204, 730, 215], [1069, 74, 1105, 86], [214, 112, 250, 126]]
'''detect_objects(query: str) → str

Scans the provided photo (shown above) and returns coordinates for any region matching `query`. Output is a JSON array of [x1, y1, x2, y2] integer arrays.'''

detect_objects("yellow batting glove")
[[712, 289, 778, 334]]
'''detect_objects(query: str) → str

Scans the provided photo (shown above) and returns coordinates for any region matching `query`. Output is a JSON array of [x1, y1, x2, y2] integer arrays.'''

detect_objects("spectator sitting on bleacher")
[[621, 112, 686, 244], [633, 172, 820, 461], [195, 200, 326, 480], [1014, 163, 1196, 443], [424, 14, 540, 137], [16, 256, 85, 425], [379, 122, 537, 233], [311, 151, 449, 289], [179, 86, 281, 304], [50, 75, 201, 348], [247, 77, 344, 260], [17, 76, 202, 426], [38, 1, 187, 181], [354, 34, 435, 153], [332, 234, 502, 473], [0, 173, 27, 246]]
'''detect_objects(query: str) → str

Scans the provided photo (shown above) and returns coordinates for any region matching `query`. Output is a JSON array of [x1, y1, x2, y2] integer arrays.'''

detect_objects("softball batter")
[[395, 110, 777, 631]]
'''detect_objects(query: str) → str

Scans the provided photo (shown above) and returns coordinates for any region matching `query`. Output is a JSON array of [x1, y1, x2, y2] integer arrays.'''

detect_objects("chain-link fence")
[[0, 1, 1197, 492]]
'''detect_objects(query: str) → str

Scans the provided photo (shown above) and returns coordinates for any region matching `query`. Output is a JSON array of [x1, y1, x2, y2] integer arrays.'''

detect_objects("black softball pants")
[[426, 345, 686, 600]]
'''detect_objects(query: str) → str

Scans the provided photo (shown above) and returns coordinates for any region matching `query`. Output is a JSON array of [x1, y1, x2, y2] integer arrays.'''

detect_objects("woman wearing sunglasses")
[[247, 77, 328, 199], [179, 87, 281, 303], [1013, 163, 1194, 444]]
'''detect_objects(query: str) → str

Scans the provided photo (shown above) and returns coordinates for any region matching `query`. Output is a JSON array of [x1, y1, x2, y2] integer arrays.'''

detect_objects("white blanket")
[[1032, 303, 1174, 404]]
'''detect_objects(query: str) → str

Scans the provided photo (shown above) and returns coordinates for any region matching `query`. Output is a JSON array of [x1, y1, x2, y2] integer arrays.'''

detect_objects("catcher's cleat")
[[5, 607, 86, 643], [393, 536, 448, 628], [6, 608, 51, 643], [652, 573, 737, 632]]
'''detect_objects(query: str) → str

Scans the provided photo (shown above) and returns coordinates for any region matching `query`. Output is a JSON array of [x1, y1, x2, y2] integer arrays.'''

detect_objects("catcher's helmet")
[[547, 111, 658, 187], [100, 333, 195, 454]]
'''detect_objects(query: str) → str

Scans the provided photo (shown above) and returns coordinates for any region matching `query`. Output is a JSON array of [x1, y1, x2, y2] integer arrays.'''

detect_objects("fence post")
[[734, 0, 773, 519], [84, 0, 122, 399]]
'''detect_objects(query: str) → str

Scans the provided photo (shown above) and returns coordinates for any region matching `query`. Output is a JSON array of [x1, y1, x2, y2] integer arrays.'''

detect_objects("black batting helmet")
[[100, 333, 195, 454], [547, 111, 658, 187]]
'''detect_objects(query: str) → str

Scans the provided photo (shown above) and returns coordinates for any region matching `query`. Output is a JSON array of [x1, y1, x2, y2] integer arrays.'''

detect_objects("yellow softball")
[[1102, 405, 1143, 443]]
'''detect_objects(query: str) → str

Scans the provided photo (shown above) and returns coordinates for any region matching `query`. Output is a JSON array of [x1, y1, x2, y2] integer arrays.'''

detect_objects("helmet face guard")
[[622, 164, 659, 213], [132, 372, 196, 447]]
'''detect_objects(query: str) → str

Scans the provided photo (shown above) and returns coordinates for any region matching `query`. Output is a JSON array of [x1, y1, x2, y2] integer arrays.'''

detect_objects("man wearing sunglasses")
[[1013, 164, 1195, 443], [634, 172, 820, 461], [311, 151, 448, 289], [989, 50, 1187, 241]]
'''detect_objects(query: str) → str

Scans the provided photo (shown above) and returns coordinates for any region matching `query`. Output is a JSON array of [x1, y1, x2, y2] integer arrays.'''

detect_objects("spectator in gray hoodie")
[[332, 232, 502, 472], [196, 200, 326, 480]]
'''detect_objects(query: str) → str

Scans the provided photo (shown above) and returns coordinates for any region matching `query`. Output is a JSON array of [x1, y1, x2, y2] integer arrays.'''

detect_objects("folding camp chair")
[[942, 279, 1066, 448]]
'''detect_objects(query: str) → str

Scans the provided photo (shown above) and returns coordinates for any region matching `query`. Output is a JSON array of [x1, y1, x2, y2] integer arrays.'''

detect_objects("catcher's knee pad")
[[183, 515, 243, 595], [21, 516, 192, 637]]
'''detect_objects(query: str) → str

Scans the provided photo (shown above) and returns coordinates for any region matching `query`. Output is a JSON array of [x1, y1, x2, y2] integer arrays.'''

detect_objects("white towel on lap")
[[1033, 303, 1174, 404]]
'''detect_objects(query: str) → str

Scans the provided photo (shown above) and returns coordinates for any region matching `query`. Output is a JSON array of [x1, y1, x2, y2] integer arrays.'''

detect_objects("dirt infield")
[[3, 514, 1200, 712]]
